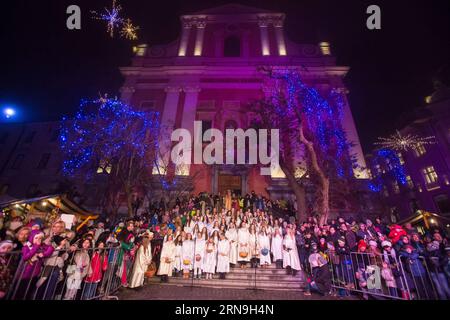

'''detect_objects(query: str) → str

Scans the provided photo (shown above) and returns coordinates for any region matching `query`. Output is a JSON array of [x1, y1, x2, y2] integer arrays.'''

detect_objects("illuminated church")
[[119, 4, 368, 204]]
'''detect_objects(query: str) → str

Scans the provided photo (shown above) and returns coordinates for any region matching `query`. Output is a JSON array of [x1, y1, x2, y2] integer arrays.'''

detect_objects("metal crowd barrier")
[[2, 246, 129, 300], [309, 251, 449, 300]]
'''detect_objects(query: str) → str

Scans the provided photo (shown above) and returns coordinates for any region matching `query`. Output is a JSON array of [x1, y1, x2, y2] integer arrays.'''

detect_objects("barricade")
[[315, 250, 449, 300], [3, 246, 128, 300]]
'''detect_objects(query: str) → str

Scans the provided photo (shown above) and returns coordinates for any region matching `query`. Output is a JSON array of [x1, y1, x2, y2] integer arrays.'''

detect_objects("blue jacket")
[[399, 250, 425, 277]]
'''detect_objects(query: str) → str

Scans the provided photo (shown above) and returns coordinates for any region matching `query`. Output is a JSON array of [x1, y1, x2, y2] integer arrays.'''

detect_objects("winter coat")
[[20, 243, 54, 279], [399, 250, 426, 277]]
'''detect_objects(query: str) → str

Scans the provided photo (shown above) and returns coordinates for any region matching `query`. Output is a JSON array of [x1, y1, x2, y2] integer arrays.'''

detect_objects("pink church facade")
[[119, 4, 368, 202]]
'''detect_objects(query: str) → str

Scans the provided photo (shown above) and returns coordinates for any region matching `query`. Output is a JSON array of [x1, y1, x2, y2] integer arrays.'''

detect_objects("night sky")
[[1, 0, 449, 154]]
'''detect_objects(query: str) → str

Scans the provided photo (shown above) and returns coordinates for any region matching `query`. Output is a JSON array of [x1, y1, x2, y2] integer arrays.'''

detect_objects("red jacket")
[[84, 251, 108, 283]]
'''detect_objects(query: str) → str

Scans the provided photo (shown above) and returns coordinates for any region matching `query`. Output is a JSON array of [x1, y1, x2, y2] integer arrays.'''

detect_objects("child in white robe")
[[225, 223, 238, 265], [157, 235, 176, 282], [129, 231, 153, 288], [237, 222, 251, 268], [203, 237, 217, 279], [282, 228, 302, 275], [194, 232, 206, 279], [271, 227, 284, 269], [258, 229, 271, 267], [173, 234, 183, 277], [216, 233, 230, 279], [181, 233, 194, 279]]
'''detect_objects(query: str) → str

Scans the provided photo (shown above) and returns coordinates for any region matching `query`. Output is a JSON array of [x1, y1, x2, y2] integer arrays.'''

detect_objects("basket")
[[183, 259, 191, 265], [239, 251, 248, 258], [144, 262, 156, 278], [261, 248, 269, 256], [195, 254, 201, 262]]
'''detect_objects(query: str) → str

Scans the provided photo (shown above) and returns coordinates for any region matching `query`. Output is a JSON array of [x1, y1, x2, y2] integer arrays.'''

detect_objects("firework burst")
[[120, 19, 139, 40], [374, 130, 436, 151], [92, 0, 123, 38]]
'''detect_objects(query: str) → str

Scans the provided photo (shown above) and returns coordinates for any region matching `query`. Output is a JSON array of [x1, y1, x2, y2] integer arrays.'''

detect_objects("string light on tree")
[[374, 130, 436, 152], [121, 19, 139, 40]]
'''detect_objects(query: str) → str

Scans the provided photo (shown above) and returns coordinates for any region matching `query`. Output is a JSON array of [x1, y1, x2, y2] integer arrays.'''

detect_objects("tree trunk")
[[280, 162, 307, 222], [298, 125, 330, 227]]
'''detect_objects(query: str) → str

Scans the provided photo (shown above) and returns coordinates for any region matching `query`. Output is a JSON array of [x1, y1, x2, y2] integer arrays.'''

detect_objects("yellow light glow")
[[319, 42, 331, 55]]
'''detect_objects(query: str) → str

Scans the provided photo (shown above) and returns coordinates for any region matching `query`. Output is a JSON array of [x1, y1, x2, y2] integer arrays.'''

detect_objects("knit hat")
[[369, 240, 378, 247], [403, 244, 414, 251], [28, 230, 44, 243], [427, 241, 440, 252], [358, 240, 367, 250], [381, 240, 392, 248]]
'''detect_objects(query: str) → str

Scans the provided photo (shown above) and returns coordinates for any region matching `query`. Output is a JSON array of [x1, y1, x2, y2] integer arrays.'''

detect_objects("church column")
[[178, 19, 193, 56], [175, 85, 201, 175], [337, 87, 369, 179], [273, 17, 287, 56], [153, 86, 181, 175], [194, 19, 207, 56], [258, 17, 270, 56]]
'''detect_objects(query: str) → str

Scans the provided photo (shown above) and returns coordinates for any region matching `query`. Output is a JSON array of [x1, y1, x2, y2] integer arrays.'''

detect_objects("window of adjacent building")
[[36, 153, 51, 169], [0, 184, 10, 195], [397, 152, 405, 165], [422, 166, 438, 185], [0, 132, 9, 144], [392, 181, 400, 194], [406, 175, 414, 189], [24, 131, 36, 143], [413, 144, 426, 157], [97, 159, 112, 174], [11, 154, 25, 169], [224, 35, 241, 57], [434, 194, 450, 214]]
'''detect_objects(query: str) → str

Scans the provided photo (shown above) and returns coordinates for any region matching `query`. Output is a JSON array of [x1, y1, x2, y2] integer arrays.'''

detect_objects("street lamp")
[[3, 108, 16, 119]]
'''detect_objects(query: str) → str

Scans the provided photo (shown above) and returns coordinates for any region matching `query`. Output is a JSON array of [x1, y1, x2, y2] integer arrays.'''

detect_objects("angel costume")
[[225, 227, 238, 264], [282, 234, 301, 271], [237, 227, 251, 262], [129, 243, 152, 288]]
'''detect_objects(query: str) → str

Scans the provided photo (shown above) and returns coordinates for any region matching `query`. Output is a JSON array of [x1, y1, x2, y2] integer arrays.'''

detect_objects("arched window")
[[224, 36, 241, 57]]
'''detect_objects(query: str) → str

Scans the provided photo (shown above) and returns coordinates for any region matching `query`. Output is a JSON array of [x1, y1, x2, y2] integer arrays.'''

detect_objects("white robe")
[[129, 244, 152, 288], [225, 228, 238, 264], [203, 242, 217, 273], [258, 234, 271, 265], [282, 235, 301, 271], [271, 235, 283, 261], [157, 241, 176, 276], [216, 240, 230, 273], [249, 233, 259, 259], [173, 244, 182, 271], [237, 228, 251, 262], [181, 240, 194, 271], [194, 239, 205, 270]]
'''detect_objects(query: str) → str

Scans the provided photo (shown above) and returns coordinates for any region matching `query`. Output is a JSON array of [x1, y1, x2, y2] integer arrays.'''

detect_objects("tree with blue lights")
[[252, 68, 358, 225], [60, 96, 161, 216]]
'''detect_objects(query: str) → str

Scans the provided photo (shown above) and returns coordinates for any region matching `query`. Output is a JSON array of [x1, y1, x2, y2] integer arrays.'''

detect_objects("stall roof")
[[0, 194, 98, 218], [397, 210, 450, 225]]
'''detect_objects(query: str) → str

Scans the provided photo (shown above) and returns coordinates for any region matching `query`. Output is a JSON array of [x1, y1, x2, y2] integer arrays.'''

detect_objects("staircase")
[[146, 264, 307, 291]]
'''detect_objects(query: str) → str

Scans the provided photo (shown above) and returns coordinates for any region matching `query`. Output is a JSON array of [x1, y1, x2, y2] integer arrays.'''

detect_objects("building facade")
[[119, 4, 369, 204], [367, 84, 450, 222]]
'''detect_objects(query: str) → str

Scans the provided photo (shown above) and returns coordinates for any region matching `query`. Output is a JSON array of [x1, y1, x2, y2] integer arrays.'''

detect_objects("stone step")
[[224, 273, 304, 282], [229, 267, 302, 275], [146, 277, 305, 291]]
